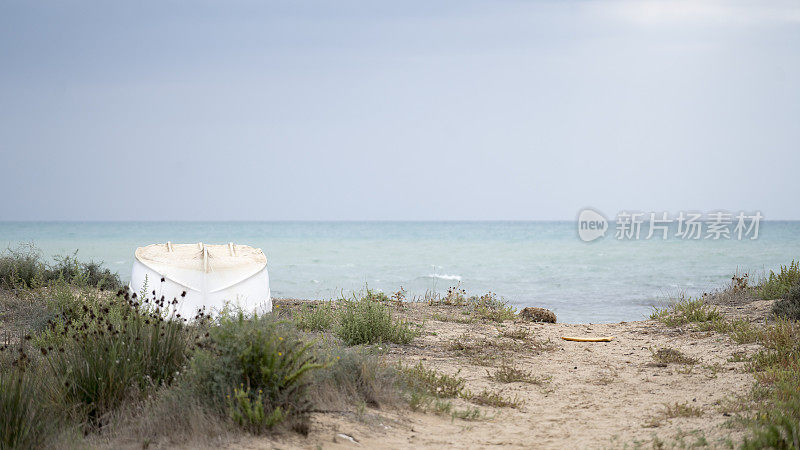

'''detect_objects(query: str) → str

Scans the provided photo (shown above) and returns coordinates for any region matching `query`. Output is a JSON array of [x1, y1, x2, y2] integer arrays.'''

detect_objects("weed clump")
[[488, 364, 548, 384], [740, 314, 800, 446], [663, 402, 703, 418], [429, 285, 516, 323], [772, 282, 800, 321], [652, 347, 698, 365], [0, 244, 121, 291], [309, 346, 400, 410], [742, 414, 800, 450], [293, 302, 335, 331], [650, 297, 722, 326], [336, 294, 416, 346], [759, 260, 800, 300], [465, 389, 522, 408], [472, 292, 516, 322], [401, 362, 465, 399], [188, 312, 322, 434]]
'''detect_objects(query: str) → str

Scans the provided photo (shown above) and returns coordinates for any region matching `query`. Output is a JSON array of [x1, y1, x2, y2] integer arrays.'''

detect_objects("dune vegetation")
[[0, 246, 519, 448], [1, 245, 799, 448]]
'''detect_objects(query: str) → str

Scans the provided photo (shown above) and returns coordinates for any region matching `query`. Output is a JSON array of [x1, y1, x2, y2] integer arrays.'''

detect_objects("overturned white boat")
[[130, 242, 271, 316]]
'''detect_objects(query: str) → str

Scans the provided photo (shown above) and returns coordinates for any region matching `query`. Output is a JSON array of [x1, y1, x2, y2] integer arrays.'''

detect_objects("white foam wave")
[[428, 273, 462, 281]]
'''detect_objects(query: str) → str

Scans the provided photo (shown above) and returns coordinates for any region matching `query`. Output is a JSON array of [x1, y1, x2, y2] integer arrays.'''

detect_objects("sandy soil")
[[224, 300, 763, 449]]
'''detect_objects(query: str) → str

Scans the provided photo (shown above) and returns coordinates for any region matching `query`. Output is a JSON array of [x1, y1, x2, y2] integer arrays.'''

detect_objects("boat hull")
[[129, 244, 272, 317]]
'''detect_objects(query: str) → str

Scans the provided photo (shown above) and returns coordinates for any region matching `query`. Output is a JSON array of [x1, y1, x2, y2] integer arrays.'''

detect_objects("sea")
[[1, 221, 798, 323]]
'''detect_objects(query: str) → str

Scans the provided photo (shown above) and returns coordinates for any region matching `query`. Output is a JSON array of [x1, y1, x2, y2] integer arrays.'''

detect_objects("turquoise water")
[[1, 221, 798, 323]]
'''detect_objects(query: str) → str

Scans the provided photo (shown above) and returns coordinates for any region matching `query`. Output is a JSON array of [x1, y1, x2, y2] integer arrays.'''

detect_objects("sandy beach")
[[224, 297, 772, 449]]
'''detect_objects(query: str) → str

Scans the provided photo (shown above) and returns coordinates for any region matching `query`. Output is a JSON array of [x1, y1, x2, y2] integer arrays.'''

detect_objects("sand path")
[[229, 302, 759, 449]]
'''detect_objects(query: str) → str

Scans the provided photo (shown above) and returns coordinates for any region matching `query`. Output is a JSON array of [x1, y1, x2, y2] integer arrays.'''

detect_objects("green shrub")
[[0, 244, 43, 290], [401, 362, 465, 399], [760, 261, 800, 300], [0, 244, 121, 291], [649, 297, 722, 326], [0, 368, 57, 449], [48, 253, 122, 290], [228, 385, 285, 432], [362, 287, 391, 303], [336, 295, 416, 346], [45, 289, 198, 423], [742, 413, 800, 450], [742, 315, 800, 447], [773, 282, 800, 321], [470, 293, 516, 322], [293, 302, 335, 331], [188, 312, 322, 434]]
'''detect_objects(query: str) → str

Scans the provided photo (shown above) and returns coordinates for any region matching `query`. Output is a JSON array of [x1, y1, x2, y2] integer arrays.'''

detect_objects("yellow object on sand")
[[561, 336, 614, 342]]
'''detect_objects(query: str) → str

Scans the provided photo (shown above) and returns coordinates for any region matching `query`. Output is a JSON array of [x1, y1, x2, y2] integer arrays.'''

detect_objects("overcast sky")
[[1, 0, 798, 221]]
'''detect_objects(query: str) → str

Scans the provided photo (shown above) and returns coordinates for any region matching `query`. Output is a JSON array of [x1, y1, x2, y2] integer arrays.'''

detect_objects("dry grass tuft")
[[465, 389, 523, 409], [652, 347, 698, 365], [488, 364, 549, 385]]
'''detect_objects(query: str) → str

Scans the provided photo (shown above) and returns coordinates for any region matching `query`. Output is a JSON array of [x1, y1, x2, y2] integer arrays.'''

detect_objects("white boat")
[[130, 242, 271, 317]]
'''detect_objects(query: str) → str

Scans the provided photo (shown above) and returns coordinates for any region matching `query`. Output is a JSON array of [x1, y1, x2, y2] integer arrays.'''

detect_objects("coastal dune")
[[234, 299, 765, 449]]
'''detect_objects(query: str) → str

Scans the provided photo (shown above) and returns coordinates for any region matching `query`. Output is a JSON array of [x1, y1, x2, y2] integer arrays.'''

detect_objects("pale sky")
[[1, 0, 798, 221]]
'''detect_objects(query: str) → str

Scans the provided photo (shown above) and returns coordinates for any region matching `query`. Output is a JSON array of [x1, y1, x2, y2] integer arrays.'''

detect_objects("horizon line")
[[2, 219, 799, 223]]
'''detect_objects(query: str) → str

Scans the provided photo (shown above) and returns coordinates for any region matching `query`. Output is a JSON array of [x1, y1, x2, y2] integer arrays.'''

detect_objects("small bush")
[[471, 293, 516, 322], [0, 244, 121, 291], [188, 312, 322, 434], [695, 317, 760, 344], [759, 260, 800, 300], [293, 302, 335, 332], [650, 297, 722, 326], [742, 315, 800, 446], [336, 295, 416, 346], [773, 282, 800, 321], [401, 362, 465, 399], [742, 414, 800, 450], [228, 385, 286, 432]]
